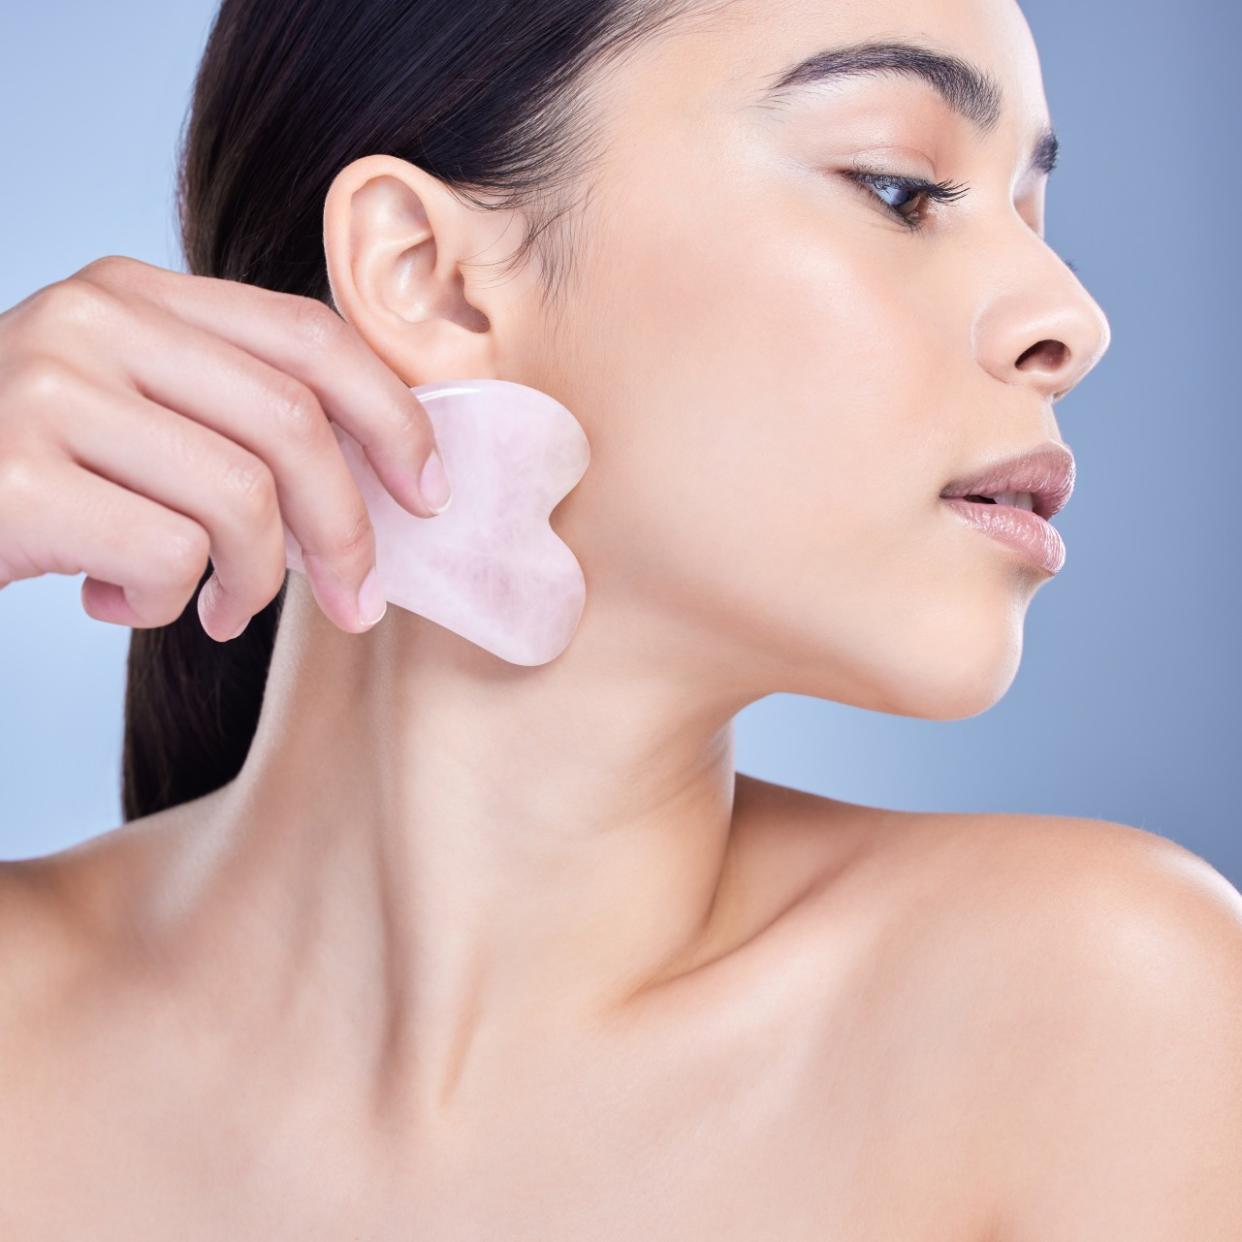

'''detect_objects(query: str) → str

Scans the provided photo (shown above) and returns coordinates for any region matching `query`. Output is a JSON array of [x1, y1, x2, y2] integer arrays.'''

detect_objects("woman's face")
[[506, 0, 1111, 719]]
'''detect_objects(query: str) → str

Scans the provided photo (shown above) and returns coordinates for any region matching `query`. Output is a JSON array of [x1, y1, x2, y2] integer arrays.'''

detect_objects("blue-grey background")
[[1, 1, 1238, 889]]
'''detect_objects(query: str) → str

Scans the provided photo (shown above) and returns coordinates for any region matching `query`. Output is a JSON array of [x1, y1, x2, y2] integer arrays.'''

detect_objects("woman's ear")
[[322, 154, 521, 386]]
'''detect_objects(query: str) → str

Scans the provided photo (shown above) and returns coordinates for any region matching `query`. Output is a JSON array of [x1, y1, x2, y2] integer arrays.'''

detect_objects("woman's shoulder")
[[845, 798, 1240, 971], [718, 775, 1240, 1042], [884, 809, 1242, 1237], [770, 781, 1242, 1009], [0, 804, 199, 1028], [0, 851, 98, 1099], [3, 817, 145, 918], [747, 774, 1240, 943], [0, 853, 80, 998], [759, 783, 1242, 1231]]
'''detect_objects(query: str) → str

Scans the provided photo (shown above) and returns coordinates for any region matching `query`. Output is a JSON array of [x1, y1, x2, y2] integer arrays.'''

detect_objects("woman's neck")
[[169, 572, 751, 1119]]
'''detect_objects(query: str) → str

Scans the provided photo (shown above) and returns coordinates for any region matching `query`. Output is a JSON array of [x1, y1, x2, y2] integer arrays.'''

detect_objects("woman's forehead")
[[623, 0, 1048, 121]]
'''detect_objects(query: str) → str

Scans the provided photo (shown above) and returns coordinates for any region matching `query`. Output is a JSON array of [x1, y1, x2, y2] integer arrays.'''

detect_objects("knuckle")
[[29, 276, 115, 330], [6, 353, 80, 406], [0, 452, 39, 513], [77, 254, 133, 285], [219, 452, 279, 521], [267, 375, 324, 445], [385, 389, 424, 440], [161, 524, 211, 587], [288, 295, 346, 355], [137, 593, 190, 629], [393, 395, 434, 455], [394, 402, 422, 443], [329, 504, 375, 564]]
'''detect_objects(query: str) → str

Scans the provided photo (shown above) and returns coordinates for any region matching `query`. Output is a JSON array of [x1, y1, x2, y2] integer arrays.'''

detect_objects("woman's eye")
[[845, 169, 971, 232]]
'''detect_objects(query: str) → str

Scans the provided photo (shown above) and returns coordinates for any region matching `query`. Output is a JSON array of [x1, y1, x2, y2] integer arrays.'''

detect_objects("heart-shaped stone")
[[283, 378, 590, 665]]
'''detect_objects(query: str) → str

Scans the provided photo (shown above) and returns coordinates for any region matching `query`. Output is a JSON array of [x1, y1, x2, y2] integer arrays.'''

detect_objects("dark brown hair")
[[121, 0, 729, 822]]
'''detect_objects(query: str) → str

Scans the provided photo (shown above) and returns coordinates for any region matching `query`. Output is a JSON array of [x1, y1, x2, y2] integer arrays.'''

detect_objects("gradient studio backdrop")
[[1, 1, 1238, 889]]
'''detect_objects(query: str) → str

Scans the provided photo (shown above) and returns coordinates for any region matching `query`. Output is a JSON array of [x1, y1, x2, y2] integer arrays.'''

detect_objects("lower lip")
[[939, 498, 1066, 575]]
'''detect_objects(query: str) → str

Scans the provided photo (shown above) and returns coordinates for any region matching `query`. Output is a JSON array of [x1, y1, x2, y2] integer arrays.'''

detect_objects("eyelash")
[[842, 165, 1081, 273], [844, 165, 971, 232]]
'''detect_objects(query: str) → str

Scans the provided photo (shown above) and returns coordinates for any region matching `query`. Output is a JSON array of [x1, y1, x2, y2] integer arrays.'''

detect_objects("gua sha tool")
[[282, 378, 590, 666]]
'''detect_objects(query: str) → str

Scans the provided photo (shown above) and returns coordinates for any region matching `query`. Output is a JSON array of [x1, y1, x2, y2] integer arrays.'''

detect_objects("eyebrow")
[[755, 38, 1059, 178]]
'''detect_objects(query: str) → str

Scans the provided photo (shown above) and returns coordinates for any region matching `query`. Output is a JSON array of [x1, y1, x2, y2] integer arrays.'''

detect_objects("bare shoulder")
[[859, 804, 1242, 988], [871, 803, 1242, 1035], [944, 815, 1242, 1240], [779, 795, 1242, 1238], [0, 801, 206, 1030], [763, 781, 1242, 958], [0, 851, 103, 1110], [732, 773, 1240, 943], [782, 791, 1242, 1025], [719, 785, 1241, 1233], [0, 855, 85, 1010], [724, 782, 1242, 1242]]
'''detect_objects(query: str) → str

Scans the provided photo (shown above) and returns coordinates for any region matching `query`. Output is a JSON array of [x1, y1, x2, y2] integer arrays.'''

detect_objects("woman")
[[1, 0, 1239, 1235]]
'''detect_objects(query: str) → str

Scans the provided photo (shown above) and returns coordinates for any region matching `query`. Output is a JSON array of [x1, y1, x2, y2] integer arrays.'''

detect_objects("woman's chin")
[[784, 608, 1027, 721], [893, 633, 1026, 721]]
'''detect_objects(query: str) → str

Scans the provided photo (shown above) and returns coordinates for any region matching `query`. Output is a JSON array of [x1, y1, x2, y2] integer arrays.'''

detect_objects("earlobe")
[[322, 153, 500, 386]]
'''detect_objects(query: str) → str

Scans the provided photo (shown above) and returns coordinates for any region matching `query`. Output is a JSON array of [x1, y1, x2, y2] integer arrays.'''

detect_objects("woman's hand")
[[0, 255, 451, 640]]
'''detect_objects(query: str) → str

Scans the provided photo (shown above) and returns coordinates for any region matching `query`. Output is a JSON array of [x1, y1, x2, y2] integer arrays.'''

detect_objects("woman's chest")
[[3, 1105, 990, 1242], [3, 984, 996, 1242]]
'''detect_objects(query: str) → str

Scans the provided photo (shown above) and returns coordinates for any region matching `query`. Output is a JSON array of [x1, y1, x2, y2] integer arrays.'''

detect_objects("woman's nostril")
[[1016, 338, 1069, 370]]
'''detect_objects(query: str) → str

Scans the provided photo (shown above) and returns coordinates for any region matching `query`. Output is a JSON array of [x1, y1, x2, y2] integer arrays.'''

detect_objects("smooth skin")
[[2, 0, 1241, 1237]]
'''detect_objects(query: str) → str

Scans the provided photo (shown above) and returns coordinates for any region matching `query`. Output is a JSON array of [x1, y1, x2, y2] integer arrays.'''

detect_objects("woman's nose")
[[975, 244, 1112, 402]]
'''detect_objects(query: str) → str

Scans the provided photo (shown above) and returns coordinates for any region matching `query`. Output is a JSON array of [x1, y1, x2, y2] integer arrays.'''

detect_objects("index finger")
[[76, 255, 452, 519]]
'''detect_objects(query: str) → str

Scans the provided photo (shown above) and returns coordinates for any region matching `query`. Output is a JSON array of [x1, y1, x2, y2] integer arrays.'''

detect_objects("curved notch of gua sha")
[[283, 378, 590, 666]]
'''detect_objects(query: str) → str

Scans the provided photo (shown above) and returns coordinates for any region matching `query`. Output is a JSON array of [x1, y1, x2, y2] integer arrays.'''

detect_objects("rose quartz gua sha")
[[283, 378, 590, 666]]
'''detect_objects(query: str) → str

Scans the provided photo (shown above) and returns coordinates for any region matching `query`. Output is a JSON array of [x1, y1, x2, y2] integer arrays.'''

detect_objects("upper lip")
[[939, 441, 1076, 521]]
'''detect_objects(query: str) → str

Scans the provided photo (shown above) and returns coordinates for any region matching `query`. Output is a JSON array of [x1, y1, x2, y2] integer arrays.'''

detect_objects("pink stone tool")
[[283, 378, 590, 666]]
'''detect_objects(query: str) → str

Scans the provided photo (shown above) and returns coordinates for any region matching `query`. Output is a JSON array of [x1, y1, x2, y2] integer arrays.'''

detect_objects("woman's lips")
[[940, 496, 1066, 575], [939, 442, 1075, 521]]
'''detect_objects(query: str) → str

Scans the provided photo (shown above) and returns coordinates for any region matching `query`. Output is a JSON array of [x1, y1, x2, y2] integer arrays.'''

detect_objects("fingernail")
[[357, 566, 387, 627], [419, 449, 453, 514]]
